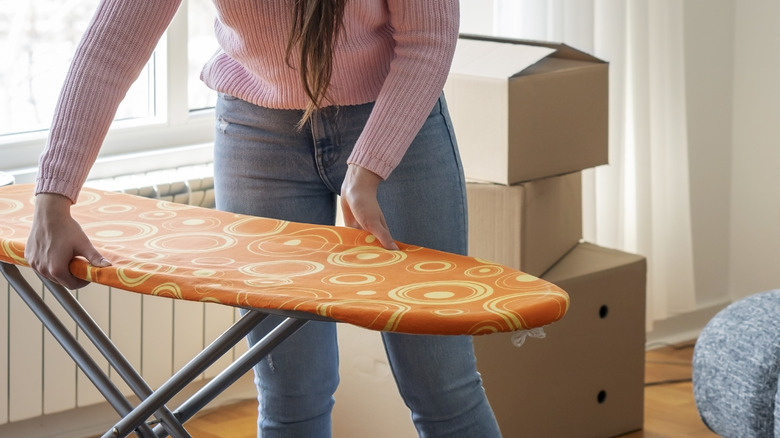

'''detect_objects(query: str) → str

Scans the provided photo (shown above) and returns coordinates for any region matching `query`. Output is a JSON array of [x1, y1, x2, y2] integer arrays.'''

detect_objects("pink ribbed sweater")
[[36, 0, 460, 202]]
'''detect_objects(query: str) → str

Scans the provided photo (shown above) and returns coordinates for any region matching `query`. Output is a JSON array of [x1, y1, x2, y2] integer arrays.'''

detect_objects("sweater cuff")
[[35, 178, 80, 204], [346, 150, 396, 181]]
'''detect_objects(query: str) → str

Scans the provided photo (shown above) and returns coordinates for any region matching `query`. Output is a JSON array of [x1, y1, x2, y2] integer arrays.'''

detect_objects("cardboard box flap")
[[519, 57, 603, 77], [543, 242, 646, 282], [450, 38, 555, 79], [460, 34, 607, 65]]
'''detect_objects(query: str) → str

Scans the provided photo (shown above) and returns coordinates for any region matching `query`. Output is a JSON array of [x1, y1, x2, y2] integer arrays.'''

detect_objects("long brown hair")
[[287, 0, 348, 127]]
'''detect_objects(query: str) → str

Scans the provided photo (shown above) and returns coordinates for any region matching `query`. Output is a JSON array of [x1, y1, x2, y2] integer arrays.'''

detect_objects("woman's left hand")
[[340, 164, 399, 250]]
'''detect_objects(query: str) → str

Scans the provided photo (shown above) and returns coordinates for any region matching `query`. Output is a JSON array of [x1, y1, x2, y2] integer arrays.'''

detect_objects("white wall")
[[730, 0, 780, 299], [460, 0, 494, 35], [650, 0, 780, 306], [682, 0, 735, 307]]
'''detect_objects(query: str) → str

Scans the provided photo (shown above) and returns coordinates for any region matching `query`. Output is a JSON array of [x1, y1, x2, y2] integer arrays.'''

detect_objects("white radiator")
[[87, 162, 217, 207], [0, 163, 251, 426]]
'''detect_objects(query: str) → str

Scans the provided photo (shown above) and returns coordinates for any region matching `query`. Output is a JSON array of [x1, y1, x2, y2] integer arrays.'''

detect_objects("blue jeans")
[[213, 93, 501, 438]]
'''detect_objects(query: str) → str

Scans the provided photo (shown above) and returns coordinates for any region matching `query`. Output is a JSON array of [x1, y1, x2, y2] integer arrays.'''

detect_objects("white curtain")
[[485, 0, 697, 329]]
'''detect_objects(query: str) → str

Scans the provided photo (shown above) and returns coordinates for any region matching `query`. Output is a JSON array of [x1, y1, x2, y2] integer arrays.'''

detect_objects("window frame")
[[0, 1, 216, 181]]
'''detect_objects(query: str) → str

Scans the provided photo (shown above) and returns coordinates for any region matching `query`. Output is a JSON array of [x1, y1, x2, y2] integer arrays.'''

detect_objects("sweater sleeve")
[[346, 0, 460, 179], [36, 0, 182, 203]]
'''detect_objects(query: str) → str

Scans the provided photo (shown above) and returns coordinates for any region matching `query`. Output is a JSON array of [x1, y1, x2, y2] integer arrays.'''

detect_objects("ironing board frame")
[[1, 261, 323, 438]]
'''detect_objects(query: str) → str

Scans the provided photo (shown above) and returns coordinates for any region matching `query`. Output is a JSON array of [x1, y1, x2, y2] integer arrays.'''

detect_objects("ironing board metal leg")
[[36, 276, 192, 438], [0, 263, 158, 438], [159, 316, 309, 430], [3, 260, 313, 437], [104, 310, 272, 438]]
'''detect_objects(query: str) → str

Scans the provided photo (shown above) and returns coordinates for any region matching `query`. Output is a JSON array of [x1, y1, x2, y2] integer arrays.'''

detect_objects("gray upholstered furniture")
[[692, 289, 780, 437]]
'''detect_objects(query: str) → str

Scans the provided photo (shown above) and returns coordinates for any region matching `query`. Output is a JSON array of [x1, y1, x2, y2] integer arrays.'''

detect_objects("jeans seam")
[[438, 94, 469, 252]]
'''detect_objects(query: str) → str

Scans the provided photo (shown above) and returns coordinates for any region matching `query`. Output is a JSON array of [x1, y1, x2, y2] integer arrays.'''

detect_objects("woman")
[[25, 1, 501, 436]]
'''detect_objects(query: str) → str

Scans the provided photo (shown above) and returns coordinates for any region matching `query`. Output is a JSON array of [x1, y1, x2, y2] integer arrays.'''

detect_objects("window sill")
[[2, 109, 216, 184], [10, 142, 215, 185]]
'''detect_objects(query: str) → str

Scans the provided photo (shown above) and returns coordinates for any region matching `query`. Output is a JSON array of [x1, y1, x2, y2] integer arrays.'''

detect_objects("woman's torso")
[[203, 0, 395, 110]]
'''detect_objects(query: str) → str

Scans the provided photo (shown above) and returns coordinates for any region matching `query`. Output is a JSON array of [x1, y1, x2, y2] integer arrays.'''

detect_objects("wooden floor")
[[174, 340, 716, 438], [618, 341, 716, 438]]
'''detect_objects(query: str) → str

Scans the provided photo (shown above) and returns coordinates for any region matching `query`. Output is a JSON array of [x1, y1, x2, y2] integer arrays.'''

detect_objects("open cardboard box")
[[444, 35, 609, 185]]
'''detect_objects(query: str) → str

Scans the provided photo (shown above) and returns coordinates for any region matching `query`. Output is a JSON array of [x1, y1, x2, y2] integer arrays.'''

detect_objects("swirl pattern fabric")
[[0, 185, 568, 335]]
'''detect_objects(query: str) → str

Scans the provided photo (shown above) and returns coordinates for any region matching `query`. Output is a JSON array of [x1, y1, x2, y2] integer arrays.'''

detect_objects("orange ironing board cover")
[[0, 185, 568, 335]]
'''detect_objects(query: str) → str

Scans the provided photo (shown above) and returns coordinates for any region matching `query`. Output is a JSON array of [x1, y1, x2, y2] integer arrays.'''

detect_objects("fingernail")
[[97, 258, 111, 267]]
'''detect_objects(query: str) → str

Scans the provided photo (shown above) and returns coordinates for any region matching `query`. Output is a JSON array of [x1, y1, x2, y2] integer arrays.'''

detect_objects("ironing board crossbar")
[[104, 310, 272, 437], [112, 316, 309, 438], [0, 262, 158, 438], [157, 316, 309, 434]]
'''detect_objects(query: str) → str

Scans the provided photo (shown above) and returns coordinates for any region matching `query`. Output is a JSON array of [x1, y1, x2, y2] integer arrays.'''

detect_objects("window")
[[188, 0, 220, 110], [1, 1, 153, 137], [0, 0, 218, 175]]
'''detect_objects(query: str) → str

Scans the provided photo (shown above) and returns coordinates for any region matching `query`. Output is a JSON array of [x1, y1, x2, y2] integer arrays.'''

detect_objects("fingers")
[[26, 244, 95, 290], [340, 196, 399, 250], [339, 166, 400, 251], [38, 263, 91, 291], [28, 240, 108, 290], [364, 214, 399, 251], [36, 256, 109, 291], [80, 245, 112, 268], [26, 240, 84, 290], [340, 196, 358, 229]]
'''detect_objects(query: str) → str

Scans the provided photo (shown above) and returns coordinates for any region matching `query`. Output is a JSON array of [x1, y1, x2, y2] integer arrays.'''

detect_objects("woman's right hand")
[[25, 193, 110, 290], [340, 164, 399, 251]]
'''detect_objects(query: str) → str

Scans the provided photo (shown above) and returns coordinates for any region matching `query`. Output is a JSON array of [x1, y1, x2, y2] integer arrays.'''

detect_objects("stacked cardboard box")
[[445, 36, 648, 437], [465, 172, 582, 277]]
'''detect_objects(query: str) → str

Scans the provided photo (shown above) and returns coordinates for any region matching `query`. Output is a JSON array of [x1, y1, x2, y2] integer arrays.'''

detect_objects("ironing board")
[[0, 184, 568, 437]]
